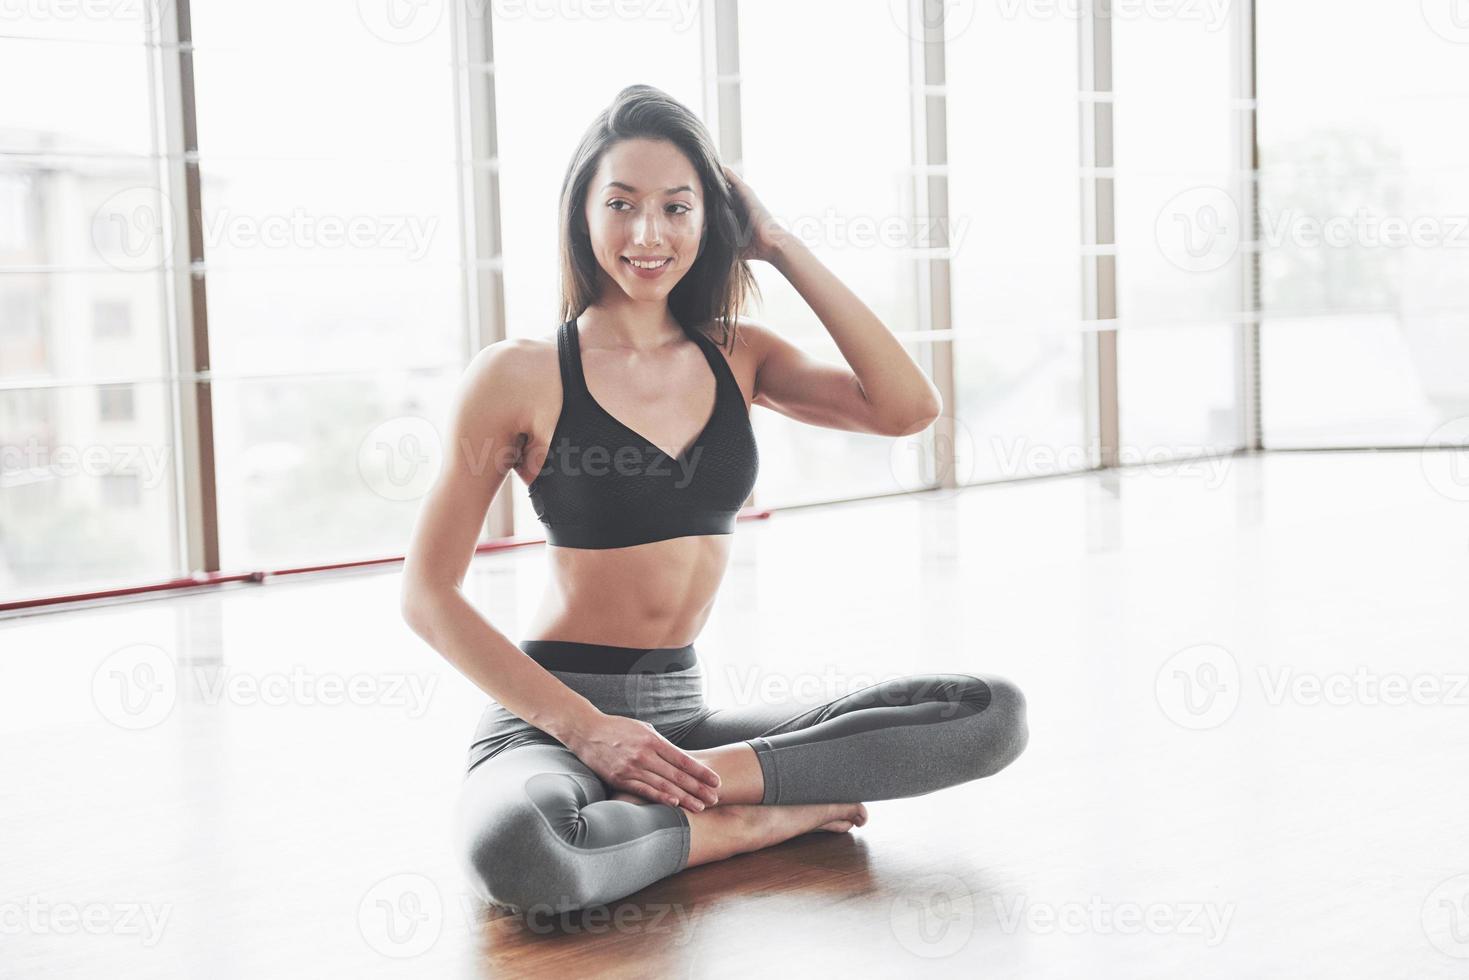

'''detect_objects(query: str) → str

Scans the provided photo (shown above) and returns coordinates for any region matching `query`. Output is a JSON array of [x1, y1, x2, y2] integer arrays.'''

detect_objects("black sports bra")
[[525, 317, 759, 549]]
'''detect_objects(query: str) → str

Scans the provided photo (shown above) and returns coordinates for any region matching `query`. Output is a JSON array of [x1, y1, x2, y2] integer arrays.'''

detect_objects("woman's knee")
[[461, 803, 594, 914], [966, 673, 1030, 777], [457, 772, 595, 914]]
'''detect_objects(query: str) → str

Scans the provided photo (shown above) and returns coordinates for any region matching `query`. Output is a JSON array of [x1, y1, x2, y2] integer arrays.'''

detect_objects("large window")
[[9, 1, 1453, 607], [188, 1, 466, 569], [1113, 5, 1244, 458], [1258, 0, 1469, 447], [1, 16, 173, 597], [948, 4, 1085, 483], [738, 0, 923, 505]]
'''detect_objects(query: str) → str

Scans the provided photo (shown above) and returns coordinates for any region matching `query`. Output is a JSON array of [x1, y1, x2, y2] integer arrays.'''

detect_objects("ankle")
[[687, 744, 765, 806]]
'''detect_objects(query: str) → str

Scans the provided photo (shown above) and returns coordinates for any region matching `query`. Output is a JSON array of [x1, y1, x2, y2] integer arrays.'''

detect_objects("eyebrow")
[[601, 181, 697, 195]]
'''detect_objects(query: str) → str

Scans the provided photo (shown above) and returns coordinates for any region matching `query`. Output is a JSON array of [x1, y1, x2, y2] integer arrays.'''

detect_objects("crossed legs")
[[456, 672, 1028, 912], [619, 672, 1027, 864]]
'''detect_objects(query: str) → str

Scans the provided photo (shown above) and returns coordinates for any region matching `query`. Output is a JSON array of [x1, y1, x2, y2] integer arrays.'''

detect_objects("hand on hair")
[[723, 165, 788, 264]]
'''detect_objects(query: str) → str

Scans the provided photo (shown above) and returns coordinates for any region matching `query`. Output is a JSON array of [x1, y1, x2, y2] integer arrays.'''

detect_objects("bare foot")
[[816, 802, 868, 833], [610, 789, 867, 832], [606, 788, 865, 840], [683, 800, 869, 867]]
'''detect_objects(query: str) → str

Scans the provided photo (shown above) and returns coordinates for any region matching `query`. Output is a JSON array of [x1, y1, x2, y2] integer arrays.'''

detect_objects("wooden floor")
[[4, 450, 1468, 978]]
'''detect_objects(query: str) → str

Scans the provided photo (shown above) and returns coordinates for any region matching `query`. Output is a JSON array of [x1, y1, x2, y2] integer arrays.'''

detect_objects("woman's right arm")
[[398, 342, 721, 810], [398, 341, 601, 747]]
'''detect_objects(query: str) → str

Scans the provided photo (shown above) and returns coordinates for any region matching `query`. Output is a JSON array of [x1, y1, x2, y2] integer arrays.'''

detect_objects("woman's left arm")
[[725, 166, 943, 437]]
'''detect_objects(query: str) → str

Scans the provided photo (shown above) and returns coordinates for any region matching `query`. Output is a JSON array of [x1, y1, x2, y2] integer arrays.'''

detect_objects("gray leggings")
[[455, 640, 1028, 915]]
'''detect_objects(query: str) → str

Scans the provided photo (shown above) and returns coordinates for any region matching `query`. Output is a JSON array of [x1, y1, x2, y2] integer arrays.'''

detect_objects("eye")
[[607, 200, 631, 211], [668, 203, 692, 215]]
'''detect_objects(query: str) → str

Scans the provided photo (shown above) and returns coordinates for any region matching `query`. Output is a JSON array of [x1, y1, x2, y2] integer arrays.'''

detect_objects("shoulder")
[[459, 333, 559, 431], [466, 334, 550, 388], [692, 314, 767, 365]]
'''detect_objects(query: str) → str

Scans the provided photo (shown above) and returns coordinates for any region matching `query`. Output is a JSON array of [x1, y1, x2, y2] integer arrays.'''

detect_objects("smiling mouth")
[[623, 256, 673, 270]]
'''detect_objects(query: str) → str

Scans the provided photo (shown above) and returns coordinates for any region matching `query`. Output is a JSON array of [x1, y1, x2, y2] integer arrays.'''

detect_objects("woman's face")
[[583, 137, 705, 301]]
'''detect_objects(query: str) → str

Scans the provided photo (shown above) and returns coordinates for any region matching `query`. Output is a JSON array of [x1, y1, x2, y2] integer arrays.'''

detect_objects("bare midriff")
[[514, 325, 756, 650], [518, 534, 734, 648]]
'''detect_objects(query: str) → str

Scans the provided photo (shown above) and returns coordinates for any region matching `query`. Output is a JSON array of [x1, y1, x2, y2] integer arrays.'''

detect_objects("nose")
[[633, 205, 663, 247]]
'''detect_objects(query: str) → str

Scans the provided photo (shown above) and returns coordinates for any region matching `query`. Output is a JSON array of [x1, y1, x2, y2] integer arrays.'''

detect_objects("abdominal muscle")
[[518, 533, 734, 648]]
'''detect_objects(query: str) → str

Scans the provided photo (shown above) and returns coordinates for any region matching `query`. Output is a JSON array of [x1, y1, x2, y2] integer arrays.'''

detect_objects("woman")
[[400, 85, 1029, 916]]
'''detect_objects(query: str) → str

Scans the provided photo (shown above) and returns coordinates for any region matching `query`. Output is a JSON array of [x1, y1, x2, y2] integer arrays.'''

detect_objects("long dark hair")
[[557, 84, 760, 354]]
